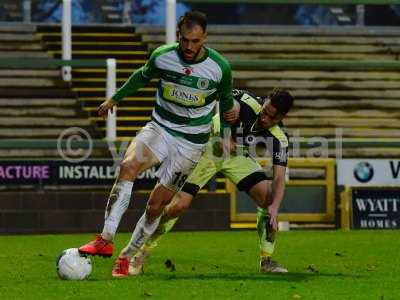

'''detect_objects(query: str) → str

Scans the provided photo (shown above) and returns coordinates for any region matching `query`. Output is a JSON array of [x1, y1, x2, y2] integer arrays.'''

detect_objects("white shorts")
[[135, 121, 205, 191]]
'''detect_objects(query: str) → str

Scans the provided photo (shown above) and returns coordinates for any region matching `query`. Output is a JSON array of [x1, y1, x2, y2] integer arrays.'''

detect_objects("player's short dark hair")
[[178, 11, 207, 32], [269, 88, 294, 115]]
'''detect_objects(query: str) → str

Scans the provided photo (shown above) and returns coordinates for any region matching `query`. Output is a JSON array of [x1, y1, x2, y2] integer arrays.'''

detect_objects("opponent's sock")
[[101, 180, 134, 241], [145, 215, 179, 250], [120, 213, 161, 258], [256, 207, 276, 258]]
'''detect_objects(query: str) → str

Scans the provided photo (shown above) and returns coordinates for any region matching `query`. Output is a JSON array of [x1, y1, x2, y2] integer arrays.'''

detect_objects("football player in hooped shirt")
[[78, 11, 238, 277], [126, 88, 294, 275]]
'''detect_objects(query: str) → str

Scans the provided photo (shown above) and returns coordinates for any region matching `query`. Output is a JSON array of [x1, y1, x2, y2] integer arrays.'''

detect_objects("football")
[[56, 248, 92, 280]]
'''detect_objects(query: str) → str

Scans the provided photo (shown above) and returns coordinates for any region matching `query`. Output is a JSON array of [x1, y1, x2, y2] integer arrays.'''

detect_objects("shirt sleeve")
[[112, 50, 158, 102], [272, 136, 289, 167]]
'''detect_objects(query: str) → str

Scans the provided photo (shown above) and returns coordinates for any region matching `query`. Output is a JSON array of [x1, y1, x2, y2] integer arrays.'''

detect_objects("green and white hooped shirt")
[[112, 43, 233, 144]]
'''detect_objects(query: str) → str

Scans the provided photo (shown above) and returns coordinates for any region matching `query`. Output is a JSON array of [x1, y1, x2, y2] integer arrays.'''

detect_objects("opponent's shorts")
[[182, 147, 268, 196], [135, 121, 204, 191]]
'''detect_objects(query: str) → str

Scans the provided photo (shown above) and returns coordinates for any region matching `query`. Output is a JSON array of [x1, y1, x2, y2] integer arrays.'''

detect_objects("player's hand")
[[223, 103, 240, 124], [268, 204, 279, 231], [97, 99, 117, 119], [221, 136, 235, 157]]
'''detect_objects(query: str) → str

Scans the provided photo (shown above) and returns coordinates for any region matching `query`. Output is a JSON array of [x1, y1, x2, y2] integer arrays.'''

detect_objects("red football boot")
[[78, 234, 114, 257], [112, 257, 130, 278]]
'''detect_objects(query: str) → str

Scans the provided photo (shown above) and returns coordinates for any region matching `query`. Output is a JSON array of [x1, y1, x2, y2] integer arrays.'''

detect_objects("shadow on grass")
[[46, 271, 363, 284], [136, 271, 359, 283]]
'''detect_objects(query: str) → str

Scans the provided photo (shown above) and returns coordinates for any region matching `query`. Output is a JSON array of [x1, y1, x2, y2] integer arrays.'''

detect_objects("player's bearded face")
[[257, 101, 284, 129], [178, 24, 207, 62]]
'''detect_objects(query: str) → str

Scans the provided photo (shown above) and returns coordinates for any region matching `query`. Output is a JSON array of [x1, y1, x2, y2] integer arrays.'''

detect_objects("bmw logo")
[[353, 162, 374, 183]]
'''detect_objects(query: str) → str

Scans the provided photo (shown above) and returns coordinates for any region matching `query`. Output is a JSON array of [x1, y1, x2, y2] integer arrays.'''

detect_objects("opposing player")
[[78, 11, 236, 274], [126, 88, 294, 276]]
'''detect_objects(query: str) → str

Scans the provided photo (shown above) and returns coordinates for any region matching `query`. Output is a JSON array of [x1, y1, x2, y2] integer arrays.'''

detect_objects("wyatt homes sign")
[[351, 187, 400, 229]]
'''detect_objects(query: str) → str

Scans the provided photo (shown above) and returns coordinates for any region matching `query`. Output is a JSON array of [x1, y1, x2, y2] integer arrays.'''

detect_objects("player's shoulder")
[[234, 89, 265, 113], [207, 47, 231, 70], [233, 89, 261, 100], [267, 122, 289, 148], [150, 43, 178, 58]]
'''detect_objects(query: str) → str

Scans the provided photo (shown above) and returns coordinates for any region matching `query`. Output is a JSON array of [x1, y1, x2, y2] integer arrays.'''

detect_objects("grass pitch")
[[0, 230, 399, 300]]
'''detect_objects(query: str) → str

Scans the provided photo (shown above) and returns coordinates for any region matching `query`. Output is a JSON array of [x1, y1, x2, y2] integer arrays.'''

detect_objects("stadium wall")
[[0, 190, 230, 234]]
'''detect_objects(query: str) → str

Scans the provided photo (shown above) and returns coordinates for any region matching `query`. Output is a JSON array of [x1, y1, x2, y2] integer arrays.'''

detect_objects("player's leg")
[[129, 191, 194, 275], [249, 183, 288, 273], [245, 179, 275, 260], [243, 179, 275, 259], [146, 189, 195, 247], [247, 179, 288, 272], [221, 156, 272, 257], [128, 150, 218, 275], [112, 129, 205, 277], [145, 152, 218, 248], [112, 182, 178, 277], [120, 183, 175, 255], [102, 139, 158, 240], [146, 145, 220, 246], [78, 122, 162, 257], [222, 156, 287, 272]]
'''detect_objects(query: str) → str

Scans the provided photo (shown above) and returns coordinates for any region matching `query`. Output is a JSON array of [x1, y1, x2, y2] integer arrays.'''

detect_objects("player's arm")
[[225, 89, 244, 122], [268, 131, 289, 230], [97, 50, 158, 118], [268, 164, 287, 230], [217, 59, 235, 154], [218, 59, 234, 128]]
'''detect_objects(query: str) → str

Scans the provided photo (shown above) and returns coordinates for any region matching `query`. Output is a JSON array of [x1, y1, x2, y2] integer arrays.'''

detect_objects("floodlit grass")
[[0, 230, 399, 300]]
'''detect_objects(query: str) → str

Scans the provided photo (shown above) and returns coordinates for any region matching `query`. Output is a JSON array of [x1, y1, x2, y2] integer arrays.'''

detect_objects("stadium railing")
[[340, 186, 352, 230]]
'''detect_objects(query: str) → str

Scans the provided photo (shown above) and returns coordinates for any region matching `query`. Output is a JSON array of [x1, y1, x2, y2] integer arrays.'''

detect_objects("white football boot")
[[129, 248, 150, 275], [259, 257, 288, 273]]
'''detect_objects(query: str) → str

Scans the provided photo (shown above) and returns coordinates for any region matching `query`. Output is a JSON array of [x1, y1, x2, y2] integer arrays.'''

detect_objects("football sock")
[[120, 212, 161, 258], [101, 180, 134, 241], [145, 214, 179, 250], [256, 207, 276, 258]]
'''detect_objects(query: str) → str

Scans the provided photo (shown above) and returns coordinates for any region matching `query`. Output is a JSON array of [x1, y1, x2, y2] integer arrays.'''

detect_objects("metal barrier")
[[228, 158, 336, 226]]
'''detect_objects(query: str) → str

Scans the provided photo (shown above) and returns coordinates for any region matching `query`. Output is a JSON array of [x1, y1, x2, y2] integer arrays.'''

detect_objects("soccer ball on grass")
[[56, 248, 92, 280]]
